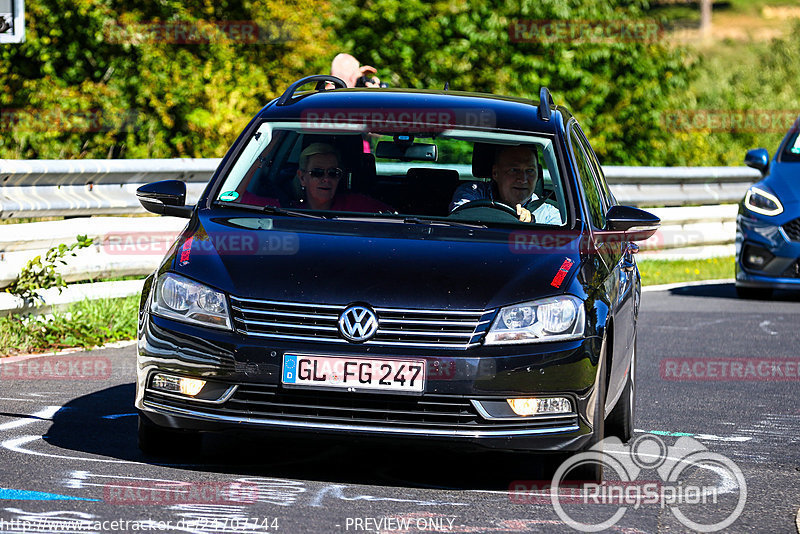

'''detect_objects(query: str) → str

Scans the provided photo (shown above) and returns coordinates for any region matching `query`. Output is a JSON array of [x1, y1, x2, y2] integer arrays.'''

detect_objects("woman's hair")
[[298, 143, 341, 170]]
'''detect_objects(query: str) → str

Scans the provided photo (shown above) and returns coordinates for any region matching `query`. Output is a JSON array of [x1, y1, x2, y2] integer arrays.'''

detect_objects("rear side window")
[[569, 127, 605, 228]]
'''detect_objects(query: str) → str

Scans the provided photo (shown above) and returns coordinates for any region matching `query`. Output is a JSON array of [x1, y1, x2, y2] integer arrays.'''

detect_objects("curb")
[[1, 339, 137, 362], [642, 278, 735, 293]]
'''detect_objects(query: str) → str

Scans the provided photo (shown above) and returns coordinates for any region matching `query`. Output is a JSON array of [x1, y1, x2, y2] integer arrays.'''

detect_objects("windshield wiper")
[[214, 201, 326, 219], [403, 217, 487, 229]]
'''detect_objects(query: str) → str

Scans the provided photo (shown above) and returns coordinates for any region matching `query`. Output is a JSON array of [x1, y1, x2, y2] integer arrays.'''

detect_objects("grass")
[[0, 295, 139, 357], [638, 256, 734, 286]]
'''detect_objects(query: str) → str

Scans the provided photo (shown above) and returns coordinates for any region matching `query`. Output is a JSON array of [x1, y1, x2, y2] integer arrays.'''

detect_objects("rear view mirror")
[[603, 205, 660, 242], [136, 180, 194, 218], [375, 141, 438, 161], [744, 148, 769, 176]]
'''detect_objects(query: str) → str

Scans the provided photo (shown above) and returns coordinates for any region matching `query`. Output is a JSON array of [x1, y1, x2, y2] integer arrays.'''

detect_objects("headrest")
[[471, 143, 497, 179], [406, 168, 459, 182]]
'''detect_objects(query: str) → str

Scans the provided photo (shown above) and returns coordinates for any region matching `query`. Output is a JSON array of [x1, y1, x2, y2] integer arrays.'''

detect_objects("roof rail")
[[538, 87, 554, 121], [276, 75, 347, 107]]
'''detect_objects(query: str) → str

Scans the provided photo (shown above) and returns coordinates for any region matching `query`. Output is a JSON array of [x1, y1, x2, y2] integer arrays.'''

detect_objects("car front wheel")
[[606, 339, 635, 443]]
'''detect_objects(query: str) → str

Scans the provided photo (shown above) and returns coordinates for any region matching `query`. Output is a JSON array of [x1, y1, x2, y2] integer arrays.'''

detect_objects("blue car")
[[736, 121, 800, 298]]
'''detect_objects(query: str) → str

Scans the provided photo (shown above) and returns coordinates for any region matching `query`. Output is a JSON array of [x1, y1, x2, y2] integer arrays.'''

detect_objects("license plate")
[[282, 354, 425, 393]]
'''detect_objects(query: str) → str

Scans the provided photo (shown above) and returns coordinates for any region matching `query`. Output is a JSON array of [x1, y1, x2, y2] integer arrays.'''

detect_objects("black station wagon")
[[134, 75, 660, 478]]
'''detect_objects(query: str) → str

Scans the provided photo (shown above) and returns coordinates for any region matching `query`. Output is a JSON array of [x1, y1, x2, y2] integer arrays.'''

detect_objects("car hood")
[[172, 214, 585, 311], [764, 163, 800, 208]]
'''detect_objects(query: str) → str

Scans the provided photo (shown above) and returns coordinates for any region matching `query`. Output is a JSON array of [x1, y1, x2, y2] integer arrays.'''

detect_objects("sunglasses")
[[306, 167, 344, 179]]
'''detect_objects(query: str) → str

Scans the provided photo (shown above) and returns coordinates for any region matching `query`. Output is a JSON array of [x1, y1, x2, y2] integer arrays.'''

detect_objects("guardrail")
[[0, 159, 761, 218], [0, 159, 758, 313], [0, 158, 216, 218]]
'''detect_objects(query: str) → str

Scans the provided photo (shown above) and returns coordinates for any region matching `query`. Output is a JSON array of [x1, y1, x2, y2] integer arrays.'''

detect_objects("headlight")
[[150, 273, 232, 330], [485, 296, 585, 345], [744, 186, 783, 216]]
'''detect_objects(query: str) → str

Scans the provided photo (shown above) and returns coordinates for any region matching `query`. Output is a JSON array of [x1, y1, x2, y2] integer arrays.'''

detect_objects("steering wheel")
[[450, 199, 518, 217]]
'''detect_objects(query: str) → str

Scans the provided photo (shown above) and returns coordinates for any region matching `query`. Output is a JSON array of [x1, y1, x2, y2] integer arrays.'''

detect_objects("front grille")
[[783, 217, 800, 242], [145, 384, 579, 433], [781, 260, 800, 279], [229, 297, 494, 349]]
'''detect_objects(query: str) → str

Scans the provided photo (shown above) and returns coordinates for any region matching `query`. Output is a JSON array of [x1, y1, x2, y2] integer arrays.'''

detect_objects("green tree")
[[0, 0, 333, 159], [660, 24, 800, 166], [329, 0, 692, 165]]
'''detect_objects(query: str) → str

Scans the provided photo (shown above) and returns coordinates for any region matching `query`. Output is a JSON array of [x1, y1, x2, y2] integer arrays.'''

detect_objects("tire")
[[735, 285, 773, 300], [606, 339, 636, 443], [560, 339, 607, 483], [138, 414, 202, 457]]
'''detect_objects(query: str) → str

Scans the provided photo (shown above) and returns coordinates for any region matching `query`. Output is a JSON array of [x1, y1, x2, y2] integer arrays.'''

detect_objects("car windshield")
[[213, 121, 568, 227], [781, 126, 800, 163]]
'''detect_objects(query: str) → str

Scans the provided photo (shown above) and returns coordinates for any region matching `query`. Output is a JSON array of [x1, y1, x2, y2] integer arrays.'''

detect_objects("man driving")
[[450, 145, 562, 224]]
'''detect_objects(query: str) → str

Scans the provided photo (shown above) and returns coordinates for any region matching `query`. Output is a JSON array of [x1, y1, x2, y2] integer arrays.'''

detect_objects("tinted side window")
[[570, 128, 605, 228], [575, 126, 615, 207]]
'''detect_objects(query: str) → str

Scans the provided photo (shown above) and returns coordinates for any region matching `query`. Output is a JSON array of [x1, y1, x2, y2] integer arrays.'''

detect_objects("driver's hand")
[[516, 204, 532, 223]]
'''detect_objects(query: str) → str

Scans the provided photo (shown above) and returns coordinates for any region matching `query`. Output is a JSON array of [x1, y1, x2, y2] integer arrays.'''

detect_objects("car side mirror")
[[603, 205, 660, 242], [745, 148, 770, 176], [136, 180, 194, 218]]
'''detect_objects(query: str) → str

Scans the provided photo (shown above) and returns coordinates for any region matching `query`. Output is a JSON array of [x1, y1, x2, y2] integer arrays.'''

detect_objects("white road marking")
[[759, 320, 778, 335], [634, 429, 752, 442], [2, 435, 136, 464], [0, 406, 62, 431]]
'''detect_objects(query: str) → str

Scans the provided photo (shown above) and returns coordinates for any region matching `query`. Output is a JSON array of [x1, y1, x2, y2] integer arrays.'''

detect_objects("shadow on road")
[[45, 383, 563, 491], [665, 282, 800, 301]]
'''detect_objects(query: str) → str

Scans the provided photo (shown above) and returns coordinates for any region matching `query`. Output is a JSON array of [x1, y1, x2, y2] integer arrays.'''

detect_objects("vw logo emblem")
[[338, 305, 378, 342]]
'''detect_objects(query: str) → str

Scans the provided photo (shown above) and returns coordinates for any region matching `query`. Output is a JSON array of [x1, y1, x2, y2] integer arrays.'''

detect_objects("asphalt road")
[[0, 282, 797, 534]]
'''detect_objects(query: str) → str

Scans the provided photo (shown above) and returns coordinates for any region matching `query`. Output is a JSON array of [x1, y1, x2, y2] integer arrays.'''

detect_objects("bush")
[[0, 0, 334, 159]]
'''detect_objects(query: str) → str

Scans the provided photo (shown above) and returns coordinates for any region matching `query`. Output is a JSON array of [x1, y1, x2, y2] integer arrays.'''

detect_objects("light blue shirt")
[[449, 181, 562, 225]]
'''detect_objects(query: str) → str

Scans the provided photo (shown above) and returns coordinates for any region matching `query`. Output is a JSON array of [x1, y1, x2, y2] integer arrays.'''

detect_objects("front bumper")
[[736, 213, 800, 289], [136, 313, 604, 452]]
